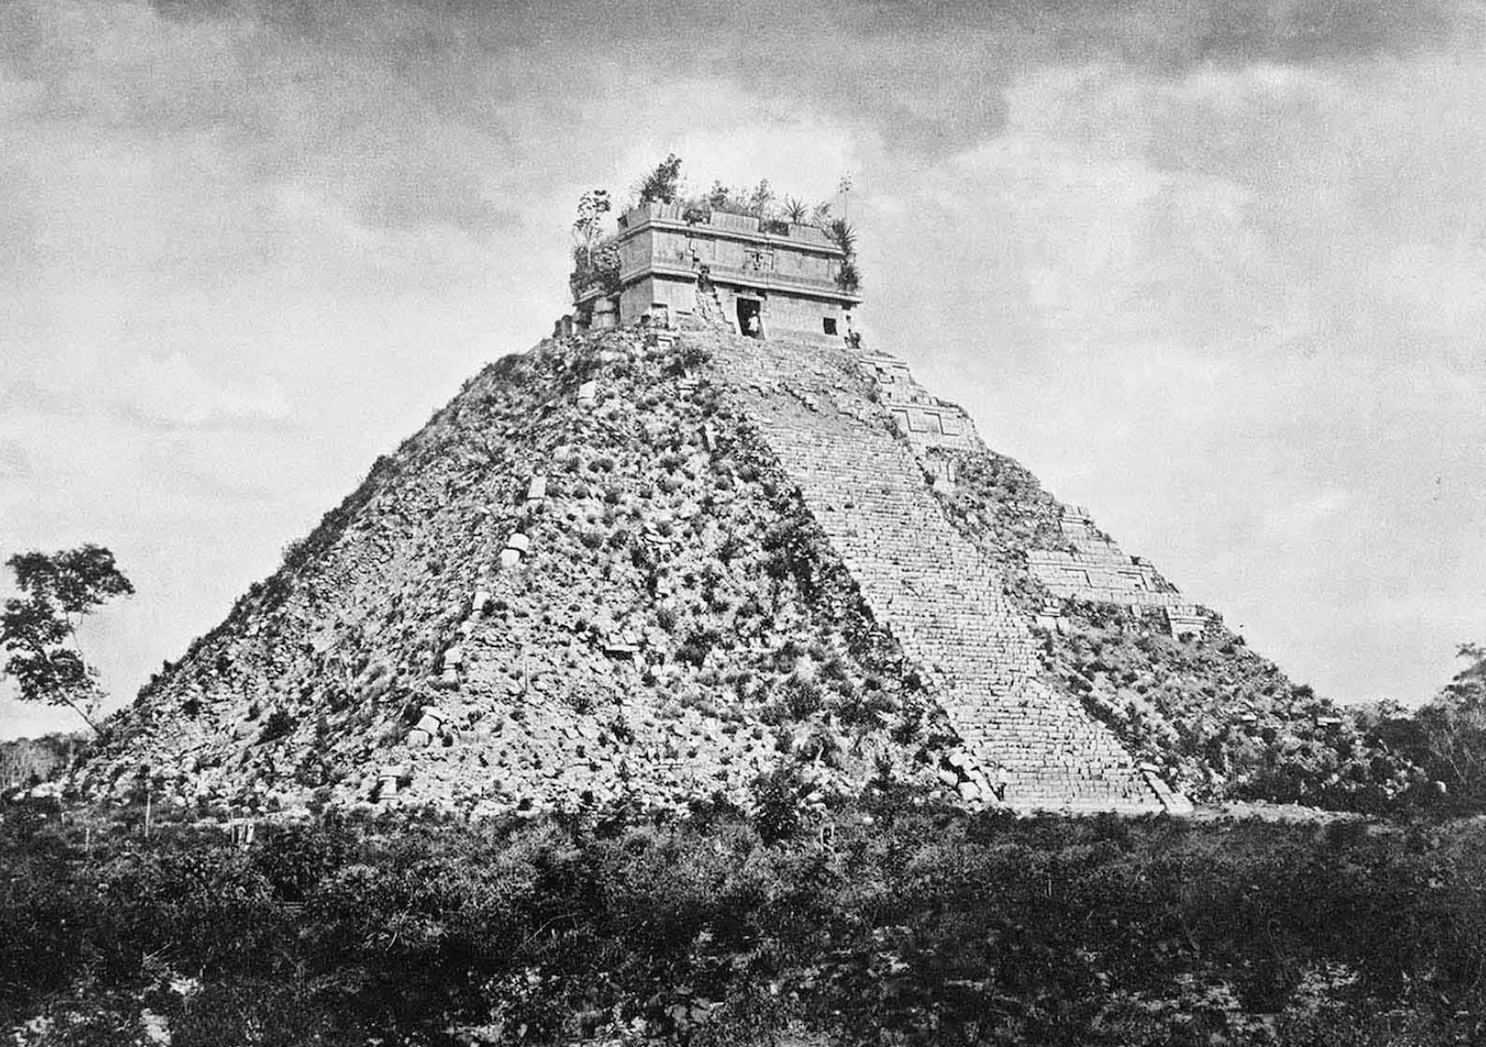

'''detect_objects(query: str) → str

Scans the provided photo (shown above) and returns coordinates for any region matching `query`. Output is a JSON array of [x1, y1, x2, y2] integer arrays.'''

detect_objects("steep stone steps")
[[705, 331, 1172, 813]]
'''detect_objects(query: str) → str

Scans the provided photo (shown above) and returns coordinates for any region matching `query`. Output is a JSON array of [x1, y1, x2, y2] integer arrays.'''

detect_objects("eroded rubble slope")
[[76, 321, 1412, 817], [79, 329, 966, 817]]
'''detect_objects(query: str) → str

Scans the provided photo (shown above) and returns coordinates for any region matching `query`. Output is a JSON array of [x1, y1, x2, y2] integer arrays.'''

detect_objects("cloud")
[[860, 44, 1486, 704], [0, 441, 31, 482], [122, 353, 290, 426], [1263, 489, 1354, 539], [97, 0, 1473, 170], [3, 0, 1485, 740]]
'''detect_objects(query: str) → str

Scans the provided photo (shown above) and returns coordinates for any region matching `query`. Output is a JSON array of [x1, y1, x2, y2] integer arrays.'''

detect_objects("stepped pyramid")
[[78, 203, 1374, 818]]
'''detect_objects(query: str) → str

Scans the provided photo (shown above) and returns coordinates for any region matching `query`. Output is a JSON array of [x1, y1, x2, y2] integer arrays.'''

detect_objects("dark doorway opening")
[[736, 298, 763, 339], [822, 317, 838, 336]]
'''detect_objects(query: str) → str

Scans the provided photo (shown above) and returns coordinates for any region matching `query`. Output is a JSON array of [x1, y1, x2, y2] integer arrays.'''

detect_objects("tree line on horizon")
[[4, 796, 1486, 1044]]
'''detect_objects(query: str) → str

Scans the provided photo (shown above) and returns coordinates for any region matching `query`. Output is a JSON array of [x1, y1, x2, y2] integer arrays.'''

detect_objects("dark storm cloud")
[[998, 0, 1458, 67], [0, 0, 533, 249], [154, 0, 1460, 63], [132, 0, 1469, 161]]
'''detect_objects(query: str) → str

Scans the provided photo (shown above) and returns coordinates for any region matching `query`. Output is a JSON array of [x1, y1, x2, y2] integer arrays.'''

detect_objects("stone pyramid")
[[79, 303, 1352, 818]]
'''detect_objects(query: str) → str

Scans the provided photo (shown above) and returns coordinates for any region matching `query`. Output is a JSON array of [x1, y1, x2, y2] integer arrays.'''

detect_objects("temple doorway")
[[736, 297, 763, 339]]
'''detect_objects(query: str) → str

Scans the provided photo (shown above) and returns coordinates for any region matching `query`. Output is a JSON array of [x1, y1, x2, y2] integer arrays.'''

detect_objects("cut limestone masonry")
[[66, 290, 1410, 818], [695, 317, 1183, 813]]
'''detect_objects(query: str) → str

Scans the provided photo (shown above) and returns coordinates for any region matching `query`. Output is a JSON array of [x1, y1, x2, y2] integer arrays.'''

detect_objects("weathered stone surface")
[[75, 329, 971, 817], [706, 329, 1171, 813], [73, 311, 1373, 818]]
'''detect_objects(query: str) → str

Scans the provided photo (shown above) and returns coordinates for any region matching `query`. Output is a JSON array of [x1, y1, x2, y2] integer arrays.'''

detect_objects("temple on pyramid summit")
[[72, 184, 1397, 823], [571, 203, 862, 341]]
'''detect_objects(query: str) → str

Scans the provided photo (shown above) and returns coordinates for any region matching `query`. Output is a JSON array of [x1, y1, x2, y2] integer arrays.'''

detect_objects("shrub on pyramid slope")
[[79, 329, 965, 817]]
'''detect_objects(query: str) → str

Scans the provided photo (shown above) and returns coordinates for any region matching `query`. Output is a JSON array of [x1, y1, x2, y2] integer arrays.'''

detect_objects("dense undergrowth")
[[4, 792, 1484, 1046]]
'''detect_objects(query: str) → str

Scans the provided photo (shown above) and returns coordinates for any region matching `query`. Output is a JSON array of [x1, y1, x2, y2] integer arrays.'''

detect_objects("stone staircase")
[[687, 284, 738, 335], [705, 331, 1178, 813]]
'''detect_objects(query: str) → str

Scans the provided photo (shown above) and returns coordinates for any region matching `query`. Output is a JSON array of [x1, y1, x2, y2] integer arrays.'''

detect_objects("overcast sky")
[[3, 0, 1485, 739]]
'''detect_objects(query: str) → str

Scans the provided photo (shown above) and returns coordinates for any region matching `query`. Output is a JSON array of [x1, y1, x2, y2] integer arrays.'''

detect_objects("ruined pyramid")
[[75, 206, 1399, 819]]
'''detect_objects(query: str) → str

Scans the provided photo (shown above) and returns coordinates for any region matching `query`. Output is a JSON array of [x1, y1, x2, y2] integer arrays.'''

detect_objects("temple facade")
[[572, 203, 862, 340]]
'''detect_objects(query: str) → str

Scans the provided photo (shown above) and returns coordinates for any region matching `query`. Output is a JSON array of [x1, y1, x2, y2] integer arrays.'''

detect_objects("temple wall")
[[753, 291, 847, 339], [619, 276, 697, 326], [1023, 507, 1211, 637], [857, 349, 980, 452], [616, 207, 844, 292]]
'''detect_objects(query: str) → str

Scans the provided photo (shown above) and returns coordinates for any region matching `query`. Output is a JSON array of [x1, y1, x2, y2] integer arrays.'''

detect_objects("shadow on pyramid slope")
[[696, 321, 1414, 813], [74, 321, 1417, 819]]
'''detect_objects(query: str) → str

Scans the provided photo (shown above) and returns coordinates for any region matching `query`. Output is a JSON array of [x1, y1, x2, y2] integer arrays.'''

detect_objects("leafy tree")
[[782, 196, 808, 224], [1408, 642, 1486, 808], [637, 152, 683, 205], [706, 179, 733, 211], [572, 187, 611, 267], [1, 545, 134, 733], [747, 178, 774, 218], [569, 188, 622, 295]]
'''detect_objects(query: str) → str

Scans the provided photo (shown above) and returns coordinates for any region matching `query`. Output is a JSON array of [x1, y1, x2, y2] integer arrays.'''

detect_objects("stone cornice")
[[620, 258, 862, 305], [618, 205, 846, 258]]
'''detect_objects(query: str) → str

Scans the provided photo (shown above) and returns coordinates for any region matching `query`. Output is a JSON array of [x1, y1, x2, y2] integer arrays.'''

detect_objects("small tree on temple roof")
[[706, 179, 732, 210], [572, 188, 611, 268], [827, 218, 861, 293], [636, 153, 683, 205], [748, 179, 775, 219], [570, 188, 620, 295]]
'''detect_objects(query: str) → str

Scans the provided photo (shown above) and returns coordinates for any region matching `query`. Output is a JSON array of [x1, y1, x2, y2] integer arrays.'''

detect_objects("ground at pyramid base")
[[71, 310, 1416, 820]]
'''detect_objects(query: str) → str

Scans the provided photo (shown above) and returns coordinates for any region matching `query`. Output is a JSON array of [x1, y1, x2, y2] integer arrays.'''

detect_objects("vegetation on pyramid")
[[78, 327, 963, 818], [932, 449, 1420, 810], [72, 310, 1423, 820]]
